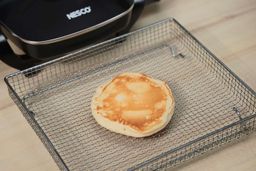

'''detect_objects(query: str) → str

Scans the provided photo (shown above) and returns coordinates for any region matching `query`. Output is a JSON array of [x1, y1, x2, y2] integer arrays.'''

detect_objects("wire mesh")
[[5, 18, 256, 171]]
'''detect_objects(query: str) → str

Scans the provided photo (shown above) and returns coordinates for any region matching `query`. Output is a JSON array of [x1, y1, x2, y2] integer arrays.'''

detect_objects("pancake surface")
[[91, 73, 175, 137]]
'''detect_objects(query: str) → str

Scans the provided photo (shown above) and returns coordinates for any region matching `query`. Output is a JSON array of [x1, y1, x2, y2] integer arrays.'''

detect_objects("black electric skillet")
[[0, 0, 159, 70]]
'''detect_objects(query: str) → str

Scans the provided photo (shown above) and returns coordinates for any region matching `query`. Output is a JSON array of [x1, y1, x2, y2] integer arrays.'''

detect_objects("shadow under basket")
[[5, 18, 256, 171]]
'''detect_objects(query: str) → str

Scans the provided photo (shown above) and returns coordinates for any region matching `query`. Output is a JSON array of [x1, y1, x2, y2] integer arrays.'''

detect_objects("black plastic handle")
[[0, 32, 42, 70], [144, 0, 160, 5], [125, 0, 159, 32], [0, 33, 6, 47]]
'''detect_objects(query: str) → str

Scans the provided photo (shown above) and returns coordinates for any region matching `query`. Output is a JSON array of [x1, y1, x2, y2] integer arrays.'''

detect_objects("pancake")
[[91, 73, 175, 137]]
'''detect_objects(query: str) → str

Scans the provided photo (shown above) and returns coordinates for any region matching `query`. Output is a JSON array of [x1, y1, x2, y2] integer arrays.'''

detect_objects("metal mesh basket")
[[5, 18, 256, 171]]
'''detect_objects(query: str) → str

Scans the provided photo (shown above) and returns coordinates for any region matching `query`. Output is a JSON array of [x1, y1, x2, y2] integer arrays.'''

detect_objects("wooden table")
[[1, 0, 256, 170]]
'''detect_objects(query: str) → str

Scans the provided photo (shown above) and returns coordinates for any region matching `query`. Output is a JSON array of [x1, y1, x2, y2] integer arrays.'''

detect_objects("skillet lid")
[[0, 0, 133, 43]]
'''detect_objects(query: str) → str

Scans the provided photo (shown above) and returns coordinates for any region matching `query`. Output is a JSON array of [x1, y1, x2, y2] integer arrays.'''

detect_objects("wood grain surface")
[[0, 0, 256, 170]]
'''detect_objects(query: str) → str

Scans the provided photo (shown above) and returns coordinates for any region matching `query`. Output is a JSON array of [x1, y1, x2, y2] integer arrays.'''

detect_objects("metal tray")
[[5, 18, 256, 171]]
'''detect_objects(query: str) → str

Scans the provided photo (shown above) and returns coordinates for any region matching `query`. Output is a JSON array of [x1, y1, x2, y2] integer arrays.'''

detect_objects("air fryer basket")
[[5, 18, 256, 171]]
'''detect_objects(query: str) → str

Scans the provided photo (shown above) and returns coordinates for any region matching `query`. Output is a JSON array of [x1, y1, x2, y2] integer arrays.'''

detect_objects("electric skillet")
[[0, 0, 159, 70]]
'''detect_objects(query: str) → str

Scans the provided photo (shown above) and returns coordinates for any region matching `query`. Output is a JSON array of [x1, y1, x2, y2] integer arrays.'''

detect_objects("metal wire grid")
[[5, 18, 256, 171]]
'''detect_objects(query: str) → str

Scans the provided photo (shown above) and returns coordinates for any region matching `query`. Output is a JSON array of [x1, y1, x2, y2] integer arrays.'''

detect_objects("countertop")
[[0, 0, 256, 170]]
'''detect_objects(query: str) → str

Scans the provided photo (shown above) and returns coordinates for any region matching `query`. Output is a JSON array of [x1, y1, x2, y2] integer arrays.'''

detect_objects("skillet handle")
[[0, 32, 42, 70], [0, 33, 6, 48], [128, 0, 159, 31], [129, 0, 145, 29], [144, 0, 160, 5]]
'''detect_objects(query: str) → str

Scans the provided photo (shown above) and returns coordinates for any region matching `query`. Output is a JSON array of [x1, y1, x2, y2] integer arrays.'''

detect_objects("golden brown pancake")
[[91, 73, 175, 137]]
